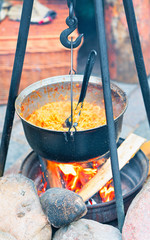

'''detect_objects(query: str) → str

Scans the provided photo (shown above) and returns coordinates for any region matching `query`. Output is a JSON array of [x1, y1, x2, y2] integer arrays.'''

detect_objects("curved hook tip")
[[60, 31, 84, 49]]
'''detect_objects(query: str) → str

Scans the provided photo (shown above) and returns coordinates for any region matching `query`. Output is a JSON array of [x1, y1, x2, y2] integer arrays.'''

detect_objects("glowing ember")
[[59, 163, 97, 193], [37, 171, 48, 196], [99, 179, 115, 202], [45, 159, 115, 203]]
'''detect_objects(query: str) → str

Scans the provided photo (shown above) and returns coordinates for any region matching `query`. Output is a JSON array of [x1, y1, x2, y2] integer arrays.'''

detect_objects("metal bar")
[[70, 37, 73, 127], [38, 156, 50, 190], [94, 0, 125, 231], [0, 0, 3, 13], [0, 0, 34, 177], [123, 0, 150, 126]]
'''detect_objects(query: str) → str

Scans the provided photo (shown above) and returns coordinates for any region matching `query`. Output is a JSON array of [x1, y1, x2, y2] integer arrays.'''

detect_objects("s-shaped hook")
[[60, 0, 83, 49]]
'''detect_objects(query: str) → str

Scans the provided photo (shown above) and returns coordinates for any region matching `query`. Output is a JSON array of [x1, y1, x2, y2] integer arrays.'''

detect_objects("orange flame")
[[58, 163, 97, 192], [37, 171, 48, 196], [99, 179, 115, 202], [46, 159, 115, 203]]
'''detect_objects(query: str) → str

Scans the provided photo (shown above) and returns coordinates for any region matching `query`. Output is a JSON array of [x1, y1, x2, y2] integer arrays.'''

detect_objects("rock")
[[0, 174, 52, 240], [53, 219, 122, 240], [0, 231, 17, 240], [40, 188, 87, 228], [122, 177, 150, 240]]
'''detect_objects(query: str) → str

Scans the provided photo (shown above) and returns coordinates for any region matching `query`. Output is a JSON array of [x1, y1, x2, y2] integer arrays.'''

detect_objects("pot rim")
[[15, 74, 128, 133]]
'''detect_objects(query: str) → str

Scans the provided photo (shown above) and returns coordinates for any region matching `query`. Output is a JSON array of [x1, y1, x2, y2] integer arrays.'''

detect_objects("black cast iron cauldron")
[[15, 75, 127, 163]]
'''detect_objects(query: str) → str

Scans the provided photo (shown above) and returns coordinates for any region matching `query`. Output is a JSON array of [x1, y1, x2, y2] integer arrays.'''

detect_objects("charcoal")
[[40, 188, 87, 228], [53, 219, 122, 240]]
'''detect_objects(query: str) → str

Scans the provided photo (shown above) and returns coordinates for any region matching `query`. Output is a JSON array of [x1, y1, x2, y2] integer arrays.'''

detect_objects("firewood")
[[46, 161, 63, 188], [78, 133, 146, 202]]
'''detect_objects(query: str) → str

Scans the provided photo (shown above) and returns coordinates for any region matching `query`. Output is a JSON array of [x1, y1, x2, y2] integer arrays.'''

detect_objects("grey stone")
[[53, 219, 122, 240], [122, 176, 150, 240], [0, 231, 17, 240], [123, 87, 147, 128], [0, 107, 19, 133], [0, 174, 52, 240], [40, 188, 87, 228], [4, 139, 31, 170]]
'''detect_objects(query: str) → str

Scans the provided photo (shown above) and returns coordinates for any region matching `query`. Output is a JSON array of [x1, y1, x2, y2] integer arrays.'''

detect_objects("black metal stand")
[[0, 0, 34, 177], [94, 0, 125, 231], [123, 0, 150, 126]]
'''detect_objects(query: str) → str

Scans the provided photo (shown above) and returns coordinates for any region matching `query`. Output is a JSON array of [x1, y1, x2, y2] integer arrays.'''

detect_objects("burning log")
[[45, 158, 106, 195], [78, 133, 146, 202], [46, 161, 63, 188]]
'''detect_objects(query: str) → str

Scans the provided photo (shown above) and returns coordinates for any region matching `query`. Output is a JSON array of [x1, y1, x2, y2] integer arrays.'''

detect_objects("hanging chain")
[[70, 37, 73, 128], [68, 37, 77, 135]]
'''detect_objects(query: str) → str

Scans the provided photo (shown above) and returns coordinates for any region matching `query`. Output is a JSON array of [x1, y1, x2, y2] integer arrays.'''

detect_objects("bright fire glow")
[[99, 179, 115, 202], [46, 159, 115, 203], [59, 164, 97, 192]]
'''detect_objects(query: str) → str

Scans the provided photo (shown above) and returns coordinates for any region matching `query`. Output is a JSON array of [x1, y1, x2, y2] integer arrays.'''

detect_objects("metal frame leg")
[[0, 0, 34, 176], [94, 0, 125, 231], [123, 0, 150, 126]]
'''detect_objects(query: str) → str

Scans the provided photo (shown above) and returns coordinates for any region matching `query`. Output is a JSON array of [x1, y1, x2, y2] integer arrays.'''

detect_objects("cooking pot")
[[15, 75, 127, 162]]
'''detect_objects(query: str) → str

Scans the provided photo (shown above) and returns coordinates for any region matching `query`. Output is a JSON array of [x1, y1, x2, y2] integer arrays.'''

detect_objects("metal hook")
[[60, 2, 83, 49], [60, 17, 83, 49], [67, 0, 76, 8], [68, 125, 76, 142]]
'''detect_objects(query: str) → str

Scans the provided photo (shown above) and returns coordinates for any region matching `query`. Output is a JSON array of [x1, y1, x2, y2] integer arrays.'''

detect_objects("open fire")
[[20, 135, 148, 223], [38, 157, 115, 204]]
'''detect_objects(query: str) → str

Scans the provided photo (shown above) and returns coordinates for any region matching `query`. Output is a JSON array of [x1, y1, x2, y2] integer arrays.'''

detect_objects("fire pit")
[[20, 139, 149, 224]]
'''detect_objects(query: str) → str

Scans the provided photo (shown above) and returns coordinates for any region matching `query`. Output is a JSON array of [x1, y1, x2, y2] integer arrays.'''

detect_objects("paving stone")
[[120, 123, 133, 139], [134, 119, 150, 140], [123, 87, 147, 127], [0, 106, 19, 133], [4, 140, 31, 171], [112, 81, 137, 96], [0, 109, 31, 171], [11, 119, 30, 145]]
